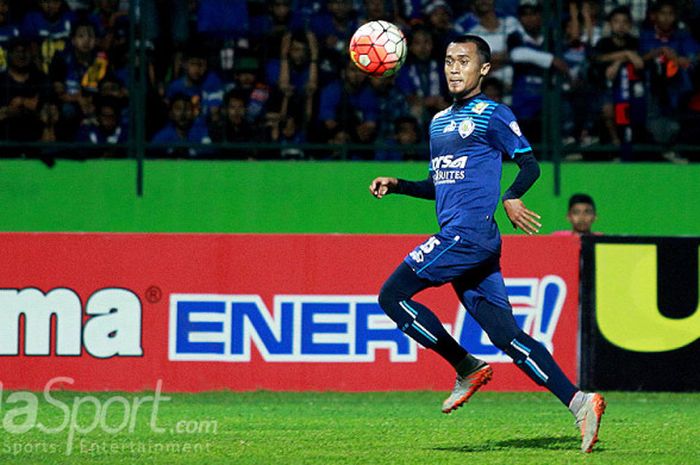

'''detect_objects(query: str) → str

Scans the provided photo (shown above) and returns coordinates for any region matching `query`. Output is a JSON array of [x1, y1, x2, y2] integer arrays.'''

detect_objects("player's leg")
[[379, 233, 496, 413], [453, 265, 605, 452], [378, 262, 486, 377]]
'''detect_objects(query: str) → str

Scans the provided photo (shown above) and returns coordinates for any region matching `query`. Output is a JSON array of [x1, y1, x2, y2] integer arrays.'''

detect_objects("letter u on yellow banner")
[[596, 244, 700, 352]]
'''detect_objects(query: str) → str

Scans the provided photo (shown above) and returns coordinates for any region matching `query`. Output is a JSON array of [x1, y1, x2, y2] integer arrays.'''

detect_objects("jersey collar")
[[452, 92, 486, 112]]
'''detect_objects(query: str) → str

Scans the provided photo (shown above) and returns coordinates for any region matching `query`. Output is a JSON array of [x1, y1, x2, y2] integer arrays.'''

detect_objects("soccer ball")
[[349, 20, 407, 77]]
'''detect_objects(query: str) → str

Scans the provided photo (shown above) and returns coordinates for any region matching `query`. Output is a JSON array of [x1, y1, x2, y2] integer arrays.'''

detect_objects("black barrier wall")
[[580, 236, 700, 391]]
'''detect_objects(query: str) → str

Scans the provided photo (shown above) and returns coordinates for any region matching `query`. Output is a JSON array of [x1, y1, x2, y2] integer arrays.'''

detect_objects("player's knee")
[[474, 300, 520, 351], [378, 282, 402, 322]]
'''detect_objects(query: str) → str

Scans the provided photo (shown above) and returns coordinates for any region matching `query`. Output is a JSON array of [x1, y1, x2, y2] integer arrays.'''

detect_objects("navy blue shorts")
[[403, 231, 510, 311]]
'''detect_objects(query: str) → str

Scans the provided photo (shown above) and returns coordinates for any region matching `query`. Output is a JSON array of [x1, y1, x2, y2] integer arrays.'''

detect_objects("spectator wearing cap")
[[0, 0, 20, 73], [0, 37, 50, 146], [21, 0, 77, 73], [165, 43, 224, 124], [228, 55, 274, 128], [455, 0, 519, 93], [507, 0, 570, 142], [395, 25, 448, 129]]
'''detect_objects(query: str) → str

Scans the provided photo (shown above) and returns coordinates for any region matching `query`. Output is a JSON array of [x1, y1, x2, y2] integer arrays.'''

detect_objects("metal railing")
[[0, 0, 698, 198]]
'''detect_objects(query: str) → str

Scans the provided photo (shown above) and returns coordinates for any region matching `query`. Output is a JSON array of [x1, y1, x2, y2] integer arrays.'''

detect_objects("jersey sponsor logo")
[[509, 121, 522, 137], [169, 277, 565, 363], [431, 154, 468, 170], [443, 121, 457, 133], [459, 118, 475, 138], [0, 287, 144, 358], [472, 102, 489, 114]]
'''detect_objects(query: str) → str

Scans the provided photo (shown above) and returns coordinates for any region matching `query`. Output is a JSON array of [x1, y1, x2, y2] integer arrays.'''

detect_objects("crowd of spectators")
[[0, 0, 698, 161]]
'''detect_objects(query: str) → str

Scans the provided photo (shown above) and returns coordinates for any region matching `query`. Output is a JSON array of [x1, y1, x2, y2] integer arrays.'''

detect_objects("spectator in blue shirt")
[[306, 0, 358, 85], [165, 43, 224, 124], [76, 95, 127, 156], [318, 59, 379, 149], [640, 0, 699, 145], [396, 25, 449, 132], [21, 0, 76, 72], [196, 0, 249, 42], [151, 93, 211, 157], [369, 73, 412, 148], [375, 115, 423, 161], [267, 30, 319, 135], [507, 0, 569, 142], [49, 20, 109, 138]]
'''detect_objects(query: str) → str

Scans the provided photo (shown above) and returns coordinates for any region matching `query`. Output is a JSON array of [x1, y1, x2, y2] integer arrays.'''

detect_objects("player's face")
[[567, 203, 596, 234], [444, 42, 490, 99]]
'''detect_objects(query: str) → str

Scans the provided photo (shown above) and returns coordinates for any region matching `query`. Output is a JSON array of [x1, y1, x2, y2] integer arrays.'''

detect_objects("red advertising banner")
[[0, 233, 579, 392]]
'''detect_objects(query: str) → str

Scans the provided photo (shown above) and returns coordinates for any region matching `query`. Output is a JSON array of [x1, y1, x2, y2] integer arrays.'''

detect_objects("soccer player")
[[369, 35, 606, 453]]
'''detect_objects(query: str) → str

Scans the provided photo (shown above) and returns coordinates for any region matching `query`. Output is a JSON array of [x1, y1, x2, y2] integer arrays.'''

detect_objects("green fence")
[[1, 159, 698, 236]]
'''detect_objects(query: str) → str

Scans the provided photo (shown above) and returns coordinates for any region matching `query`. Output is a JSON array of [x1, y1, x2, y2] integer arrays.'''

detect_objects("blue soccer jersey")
[[428, 93, 532, 249]]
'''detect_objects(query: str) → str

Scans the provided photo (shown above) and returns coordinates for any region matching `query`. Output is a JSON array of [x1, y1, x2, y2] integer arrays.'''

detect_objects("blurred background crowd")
[[0, 0, 698, 161]]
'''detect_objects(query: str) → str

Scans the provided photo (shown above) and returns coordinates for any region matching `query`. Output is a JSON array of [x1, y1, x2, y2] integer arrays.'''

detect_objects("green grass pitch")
[[2, 391, 699, 464]]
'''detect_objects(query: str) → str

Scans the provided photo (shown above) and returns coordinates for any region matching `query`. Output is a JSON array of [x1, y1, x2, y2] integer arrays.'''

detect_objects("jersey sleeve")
[[486, 104, 532, 159]]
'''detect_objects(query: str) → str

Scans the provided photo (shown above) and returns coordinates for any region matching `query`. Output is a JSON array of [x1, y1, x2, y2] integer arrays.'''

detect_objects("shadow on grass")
[[433, 435, 590, 453]]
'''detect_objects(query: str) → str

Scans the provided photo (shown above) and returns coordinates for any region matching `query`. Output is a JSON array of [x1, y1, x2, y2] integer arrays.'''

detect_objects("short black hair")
[[169, 92, 192, 108], [449, 34, 491, 64], [568, 193, 595, 211], [223, 88, 248, 106], [607, 6, 632, 22], [70, 19, 96, 38]]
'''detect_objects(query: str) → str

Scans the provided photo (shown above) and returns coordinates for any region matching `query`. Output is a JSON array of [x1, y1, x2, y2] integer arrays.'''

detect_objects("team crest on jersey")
[[443, 121, 457, 133], [472, 102, 489, 114], [509, 121, 522, 137], [459, 118, 475, 138]]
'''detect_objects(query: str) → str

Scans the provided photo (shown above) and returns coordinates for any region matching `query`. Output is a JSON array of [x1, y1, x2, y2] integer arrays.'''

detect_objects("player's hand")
[[369, 177, 399, 199], [503, 199, 541, 235]]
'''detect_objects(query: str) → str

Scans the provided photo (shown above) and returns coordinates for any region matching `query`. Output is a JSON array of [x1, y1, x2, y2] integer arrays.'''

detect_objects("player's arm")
[[487, 105, 542, 234], [369, 176, 435, 200], [502, 152, 542, 235]]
